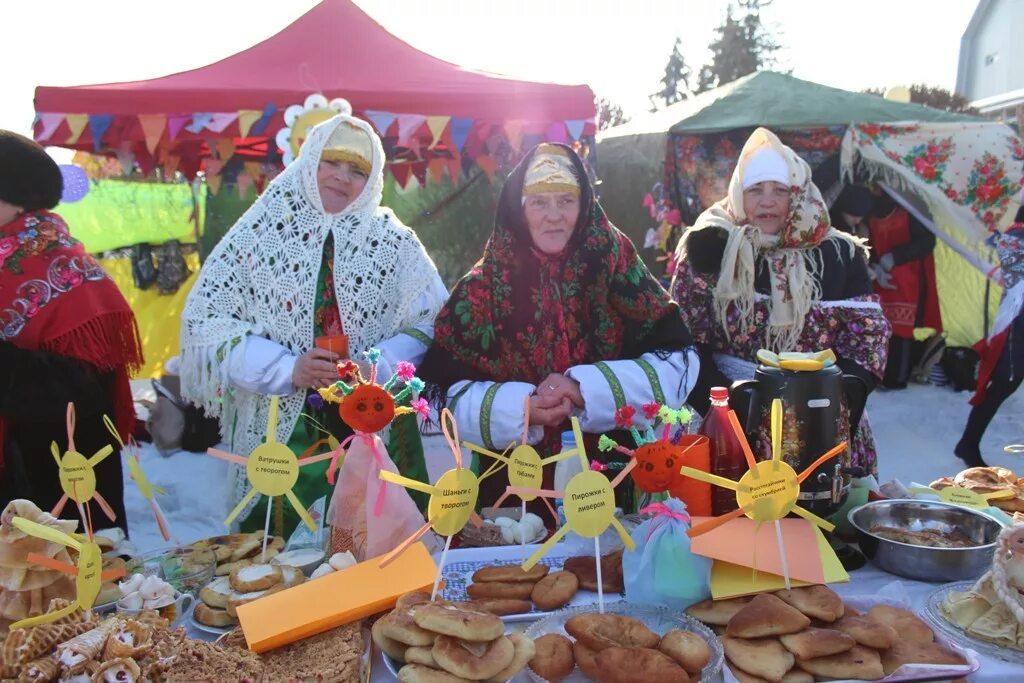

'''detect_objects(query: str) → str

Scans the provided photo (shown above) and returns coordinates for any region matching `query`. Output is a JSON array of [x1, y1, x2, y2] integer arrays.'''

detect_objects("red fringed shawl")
[[0, 211, 143, 473]]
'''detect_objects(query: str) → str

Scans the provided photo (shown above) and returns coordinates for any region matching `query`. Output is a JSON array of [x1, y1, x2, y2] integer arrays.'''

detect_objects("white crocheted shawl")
[[180, 114, 444, 518]]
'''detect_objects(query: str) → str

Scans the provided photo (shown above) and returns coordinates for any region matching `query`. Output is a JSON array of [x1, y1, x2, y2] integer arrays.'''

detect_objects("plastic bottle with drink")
[[553, 430, 582, 527], [699, 387, 747, 515]]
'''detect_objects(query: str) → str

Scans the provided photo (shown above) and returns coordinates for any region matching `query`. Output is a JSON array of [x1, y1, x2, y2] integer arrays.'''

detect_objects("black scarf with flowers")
[[419, 144, 692, 399]]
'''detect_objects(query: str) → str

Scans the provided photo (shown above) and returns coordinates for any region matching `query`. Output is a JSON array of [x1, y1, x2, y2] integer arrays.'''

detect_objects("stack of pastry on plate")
[[372, 592, 535, 682], [187, 530, 285, 576], [687, 585, 966, 682], [527, 612, 710, 683], [931, 465, 1024, 514], [195, 562, 304, 629]]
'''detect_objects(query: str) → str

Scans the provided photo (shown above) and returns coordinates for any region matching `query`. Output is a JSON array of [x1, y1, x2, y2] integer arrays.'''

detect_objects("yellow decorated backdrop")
[[97, 254, 200, 378]]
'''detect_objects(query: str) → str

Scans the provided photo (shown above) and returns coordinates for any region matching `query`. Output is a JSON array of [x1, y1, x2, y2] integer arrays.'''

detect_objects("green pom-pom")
[[598, 434, 618, 452]]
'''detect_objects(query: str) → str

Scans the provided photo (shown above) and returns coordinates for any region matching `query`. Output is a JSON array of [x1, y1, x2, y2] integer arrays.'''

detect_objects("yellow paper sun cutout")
[[51, 403, 116, 532]]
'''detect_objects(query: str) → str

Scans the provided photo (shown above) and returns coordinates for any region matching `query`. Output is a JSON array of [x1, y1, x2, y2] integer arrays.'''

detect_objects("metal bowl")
[[848, 499, 1002, 582]]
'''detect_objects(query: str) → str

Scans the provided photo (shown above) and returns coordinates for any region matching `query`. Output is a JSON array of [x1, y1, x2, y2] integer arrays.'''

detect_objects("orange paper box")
[[236, 541, 437, 652], [689, 516, 824, 584]]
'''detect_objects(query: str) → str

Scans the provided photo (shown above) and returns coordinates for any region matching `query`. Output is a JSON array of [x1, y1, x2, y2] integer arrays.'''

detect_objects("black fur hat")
[[0, 130, 63, 212]]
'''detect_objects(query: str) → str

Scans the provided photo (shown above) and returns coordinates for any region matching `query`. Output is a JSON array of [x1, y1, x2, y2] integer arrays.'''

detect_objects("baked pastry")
[[833, 614, 897, 649], [727, 594, 810, 638], [658, 629, 710, 674], [92, 656, 142, 682], [200, 576, 233, 609], [866, 605, 934, 643], [530, 634, 575, 682], [278, 565, 305, 588], [531, 571, 579, 610], [194, 603, 235, 628], [229, 563, 282, 593], [879, 639, 966, 676], [225, 584, 285, 618], [432, 634, 514, 680], [594, 646, 690, 683], [779, 627, 855, 659], [565, 613, 660, 651], [466, 581, 535, 600], [728, 665, 770, 683], [103, 619, 154, 660], [686, 596, 752, 625], [781, 670, 813, 683], [796, 644, 884, 680], [722, 636, 794, 682], [229, 533, 265, 562], [563, 549, 624, 592], [412, 603, 504, 642], [258, 621, 364, 683], [774, 585, 844, 622], [572, 640, 600, 680], [460, 599, 531, 616], [371, 617, 408, 662], [397, 592, 433, 609], [397, 663, 471, 683], [377, 606, 436, 647], [485, 633, 535, 683], [215, 558, 252, 577], [471, 564, 549, 583], [404, 646, 436, 667]]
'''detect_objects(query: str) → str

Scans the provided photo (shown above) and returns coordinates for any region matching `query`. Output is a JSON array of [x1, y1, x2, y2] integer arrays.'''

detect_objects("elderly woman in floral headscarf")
[[181, 113, 447, 535], [671, 128, 891, 475], [419, 143, 699, 510]]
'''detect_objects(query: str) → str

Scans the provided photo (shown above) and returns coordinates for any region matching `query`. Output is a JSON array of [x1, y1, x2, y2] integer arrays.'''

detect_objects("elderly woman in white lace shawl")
[[181, 113, 447, 535]]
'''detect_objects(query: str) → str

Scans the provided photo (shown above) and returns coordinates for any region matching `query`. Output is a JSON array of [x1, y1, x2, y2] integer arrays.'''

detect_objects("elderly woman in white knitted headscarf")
[[181, 114, 447, 535], [671, 128, 891, 476]]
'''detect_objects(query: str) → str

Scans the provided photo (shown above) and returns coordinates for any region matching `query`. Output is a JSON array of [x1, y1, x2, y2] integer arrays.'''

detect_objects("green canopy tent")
[[595, 71, 1022, 349]]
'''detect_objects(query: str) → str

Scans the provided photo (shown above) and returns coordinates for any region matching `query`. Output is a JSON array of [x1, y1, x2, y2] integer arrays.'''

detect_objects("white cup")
[[116, 590, 194, 626]]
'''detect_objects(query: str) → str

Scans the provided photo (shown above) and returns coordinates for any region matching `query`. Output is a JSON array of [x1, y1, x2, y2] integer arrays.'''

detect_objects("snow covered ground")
[[122, 382, 1024, 554]]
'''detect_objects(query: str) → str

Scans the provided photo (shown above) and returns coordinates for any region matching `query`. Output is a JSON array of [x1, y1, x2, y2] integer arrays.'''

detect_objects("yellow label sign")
[[508, 445, 543, 500], [58, 451, 96, 504], [247, 442, 300, 496], [429, 468, 478, 537], [736, 460, 799, 522], [563, 470, 616, 538], [938, 487, 990, 509], [76, 542, 102, 610]]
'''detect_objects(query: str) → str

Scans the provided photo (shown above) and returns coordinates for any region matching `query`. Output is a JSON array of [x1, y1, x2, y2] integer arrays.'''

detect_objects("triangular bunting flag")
[[167, 114, 190, 141], [206, 174, 222, 195], [237, 173, 254, 198], [447, 157, 462, 184], [546, 121, 568, 143], [565, 120, 587, 141], [36, 113, 64, 142], [391, 162, 412, 189], [206, 112, 238, 133], [185, 113, 213, 134], [237, 110, 262, 138], [450, 118, 474, 152], [428, 158, 447, 184], [365, 110, 397, 137], [138, 114, 167, 154], [87, 115, 114, 151], [397, 114, 427, 145], [64, 115, 89, 145], [476, 155, 498, 183], [504, 120, 525, 152], [411, 161, 428, 187], [425, 116, 450, 149], [216, 138, 236, 161], [244, 161, 262, 181], [205, 158, 226, 177], [251, 103, 277, 136]]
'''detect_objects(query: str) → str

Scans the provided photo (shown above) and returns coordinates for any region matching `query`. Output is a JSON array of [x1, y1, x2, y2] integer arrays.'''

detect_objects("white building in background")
[[956, 0, 1024, 125]]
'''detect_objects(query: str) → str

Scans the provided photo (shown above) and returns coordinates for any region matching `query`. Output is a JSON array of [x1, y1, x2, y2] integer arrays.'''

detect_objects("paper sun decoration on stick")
[[495, 417, 636, 613], [463, 396, 576, 530], [679, 399, 846, 589], [51, 403, 117, 534], [313, 349, 429, 492], [102, 415, 172, 542], [378, 409, 505, 600], [207, 396, 335, 558], [598, 403, 697, 498]]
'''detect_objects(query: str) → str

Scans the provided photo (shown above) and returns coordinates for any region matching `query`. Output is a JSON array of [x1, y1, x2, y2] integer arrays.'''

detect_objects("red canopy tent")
[[33, 0, 596, 185]]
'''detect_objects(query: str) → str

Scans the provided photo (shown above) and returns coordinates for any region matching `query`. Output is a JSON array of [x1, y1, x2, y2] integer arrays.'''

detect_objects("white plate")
[[438, 545, 624, 622], [188, 613, 234, 636], [922, 580, 1024, 665], [523, 602, 723, 683]]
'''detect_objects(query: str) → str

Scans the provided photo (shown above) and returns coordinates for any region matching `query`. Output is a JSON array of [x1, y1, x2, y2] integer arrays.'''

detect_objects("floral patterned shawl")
[[419, 143, 692, 396]]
